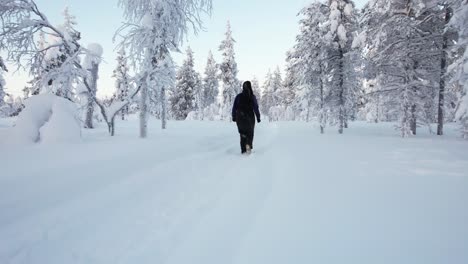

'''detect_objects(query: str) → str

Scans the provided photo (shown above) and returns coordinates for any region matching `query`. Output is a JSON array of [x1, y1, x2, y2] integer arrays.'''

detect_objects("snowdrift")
[[4, 94, 81, 144]]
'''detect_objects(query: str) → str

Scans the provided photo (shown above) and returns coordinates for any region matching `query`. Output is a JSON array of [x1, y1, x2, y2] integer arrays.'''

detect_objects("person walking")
[[232, 81, 261, 154]]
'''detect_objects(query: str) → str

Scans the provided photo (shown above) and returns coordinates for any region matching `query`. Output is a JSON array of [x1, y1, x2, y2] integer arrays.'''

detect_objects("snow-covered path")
[[1, 120, 467, 264]]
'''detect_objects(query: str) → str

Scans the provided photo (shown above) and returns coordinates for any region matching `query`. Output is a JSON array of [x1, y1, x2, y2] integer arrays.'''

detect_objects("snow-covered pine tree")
[[280, 61, 297, 122], [449, 0, 468, 138], [365, 0, 446, 137], [117, 0, 211, 137], [434, 1, 457, 135], [218, 21, 240, 120], [325, 0, 359, 134], [399, 0, 458, 136], [269, 67, 284, 121], [261, 69, 273, 118], [283, 54, 298, 111], [251, 77, 261, 99], [358, 1, 380, 123], [42, 7, 82, 100], [291, 1, 330, 130], [0, 57, 7, 114], [82, 43, 103, 129], [272, 67, 286, 106], [112, 48, 132, 121], [192, 71, 203, 119], [286, 49, 310, 122], [202, 51, 219, 110], [171, 47, 199, 120]]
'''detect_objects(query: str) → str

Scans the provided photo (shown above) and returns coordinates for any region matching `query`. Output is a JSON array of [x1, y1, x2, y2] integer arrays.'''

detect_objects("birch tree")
[[117, 0, 212, 137], [449, 0, 468, 138], [83, 43, 103, 129], [0, 1, 88, 101], [0, 57, 7, 115]]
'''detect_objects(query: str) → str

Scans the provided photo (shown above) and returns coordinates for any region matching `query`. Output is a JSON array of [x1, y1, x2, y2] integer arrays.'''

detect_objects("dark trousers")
[[237, 115, 255, 153]]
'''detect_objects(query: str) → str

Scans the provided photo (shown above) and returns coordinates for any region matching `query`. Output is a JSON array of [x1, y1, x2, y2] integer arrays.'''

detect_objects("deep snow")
[[0, 118, 467, 264], [3, 95, 81, 144]]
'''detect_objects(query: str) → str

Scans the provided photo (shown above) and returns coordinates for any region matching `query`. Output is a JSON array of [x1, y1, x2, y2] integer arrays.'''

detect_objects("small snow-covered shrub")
[[6, 95, 81, 144], [39, 97, 81, 144]]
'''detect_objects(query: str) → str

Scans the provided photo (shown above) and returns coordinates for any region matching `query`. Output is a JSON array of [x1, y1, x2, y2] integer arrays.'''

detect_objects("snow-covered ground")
[[1, 117, 467, 264]]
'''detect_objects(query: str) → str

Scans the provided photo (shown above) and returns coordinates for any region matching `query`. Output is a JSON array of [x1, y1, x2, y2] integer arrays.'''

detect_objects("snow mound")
[[5, 94, 81, 144], [186, 111, 200, 121], [39, 97, 81, 144]]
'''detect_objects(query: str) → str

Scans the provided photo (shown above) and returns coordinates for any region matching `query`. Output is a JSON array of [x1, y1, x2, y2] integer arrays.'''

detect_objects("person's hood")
[[242, 86, 252, 97]]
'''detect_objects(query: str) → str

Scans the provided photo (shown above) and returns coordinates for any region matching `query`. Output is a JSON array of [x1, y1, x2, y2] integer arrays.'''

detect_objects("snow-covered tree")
[[42, 7, 82, 100], [357, 1, 381, 122], [0, 2, 88, 99], [449, 0, 468, 138], [3, 94, 24, 117], [202, 51, 219, 109], [112, 48, 132, 121], [261, 70, 273, 116], [82, 43, 103, 129], [0, 57, 7, 113], [170, 47, 200, 120], [360, 0, 445, 136], [260, 68, 283, 121], [290, 1, 330, 130], [251, 76, 261, 99], [433, 1, 457, 135], [27, 31, 47, 96], [153, 54, 176, 129], [117, 0, 211, 137], [325, 0, 359, 134], [218, 21, 240, 120], [0, 1, 142, 136], [282, 55, 298, 110], [271, 67, 284, 107]]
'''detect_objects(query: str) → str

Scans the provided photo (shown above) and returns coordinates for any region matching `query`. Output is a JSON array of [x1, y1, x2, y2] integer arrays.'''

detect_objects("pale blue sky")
[[4, 0, 368, 98]]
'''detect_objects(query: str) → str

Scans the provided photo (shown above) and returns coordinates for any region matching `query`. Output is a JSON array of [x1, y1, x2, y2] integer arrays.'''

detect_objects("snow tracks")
[[1, 121, 467, 264]]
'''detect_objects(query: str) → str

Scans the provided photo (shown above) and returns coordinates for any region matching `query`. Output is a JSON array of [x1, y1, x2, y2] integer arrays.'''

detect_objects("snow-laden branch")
[[82, 76, 141, 136]]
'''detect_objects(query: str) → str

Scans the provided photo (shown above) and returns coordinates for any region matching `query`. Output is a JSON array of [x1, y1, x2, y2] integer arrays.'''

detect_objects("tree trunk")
[[84, 100, 94, 129], [375, 95, 380, 123], [121, 105, 127, 121], [85, 63, 99, 129], [338, 47, 345, 134], [110, 116, 116, 137], [319, 63, 325, 134], [140, 81, 148, 138], [411, 104, 417, 135], [437, 7, 451, 136], [161, 87, 167, 129]]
